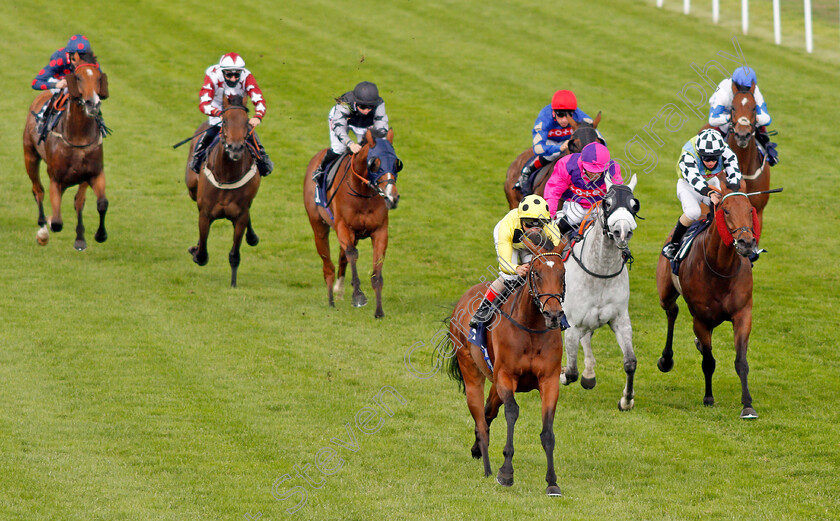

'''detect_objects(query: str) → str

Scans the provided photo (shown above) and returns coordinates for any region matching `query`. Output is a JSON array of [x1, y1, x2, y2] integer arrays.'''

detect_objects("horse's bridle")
[[218, 105, 252, 156], [349, 149, 396, 199], [717, 192, 755, 241], [527, 252, 565, 314]]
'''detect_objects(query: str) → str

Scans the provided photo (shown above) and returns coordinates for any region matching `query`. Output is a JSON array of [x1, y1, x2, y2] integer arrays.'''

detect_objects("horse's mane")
[[76, 52, 98, 65]]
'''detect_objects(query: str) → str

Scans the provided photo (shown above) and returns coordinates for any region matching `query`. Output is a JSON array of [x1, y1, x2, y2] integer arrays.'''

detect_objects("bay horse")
[[560, 175, 640, 411], [444, 234, 567, 496], [303, 128, 400, 318], [503, 112, 602, 209], [23, 58, 109, 250], [185, 95, 261, 288], [726, 85, 771, 228], [656, 189, 762, 419]]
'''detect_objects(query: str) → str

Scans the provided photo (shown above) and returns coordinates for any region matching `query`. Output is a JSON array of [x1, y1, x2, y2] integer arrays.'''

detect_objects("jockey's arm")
[[496, 216, 520, 276], [679, 151, 710, 195], [708, 79, 733, 127], [721, 147, 742, 187], [544, 159, 572, 218], [198, 74, 220, 117], [753, 85, 772, 127], [372, 103, 389, 133]]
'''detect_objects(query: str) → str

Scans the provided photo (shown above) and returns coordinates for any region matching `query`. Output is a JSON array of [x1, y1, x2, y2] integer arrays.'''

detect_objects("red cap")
[[551, 90, 577, 111]]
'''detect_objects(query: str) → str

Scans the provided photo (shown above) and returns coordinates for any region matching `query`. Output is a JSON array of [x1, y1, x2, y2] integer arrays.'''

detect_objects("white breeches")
[[677, 177, 720, 221]]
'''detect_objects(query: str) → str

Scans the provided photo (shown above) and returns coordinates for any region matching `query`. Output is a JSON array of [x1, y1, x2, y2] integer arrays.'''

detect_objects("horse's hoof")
[[560, 370, 578, 385], [703, 397, 715, 407], [496, 472, 513, 487], [246, 231, 259, 247], [618, 397, 635, 411], [471, 445, 481, 460], [74, 239, 87, 251], [740, 407, 758, 420], [374, 309, 384, 319], [50, 220, 63, 233], [94, 230, 107, 243], [580, 376, 596, 390], [36, 226, 49, 246], [352, 293, 368, 308], [546, 485, 562, 497], [657, 357, 674, 373]]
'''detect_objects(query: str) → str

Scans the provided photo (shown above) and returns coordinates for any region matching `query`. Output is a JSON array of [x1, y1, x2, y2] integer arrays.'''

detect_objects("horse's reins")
[[568, 196, 634, 279], [495, 252, 566, 335], [203, 105, 258, 190], [49, 64, 106, 149], [701, 191, 754, 278]]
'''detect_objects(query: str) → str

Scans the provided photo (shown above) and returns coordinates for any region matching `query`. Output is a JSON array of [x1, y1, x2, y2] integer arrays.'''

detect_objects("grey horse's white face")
[[603, 174, 639, 250]]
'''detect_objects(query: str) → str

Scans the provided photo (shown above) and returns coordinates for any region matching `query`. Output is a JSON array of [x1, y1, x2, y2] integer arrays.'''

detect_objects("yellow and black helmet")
[[518, 195, 550, 221]]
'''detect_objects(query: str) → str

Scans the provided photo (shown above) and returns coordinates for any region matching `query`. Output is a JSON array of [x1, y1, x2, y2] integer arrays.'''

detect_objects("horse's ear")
[[749, 82, 755, 94], [66, 72, 80, 98], [567, 139, 579, 154], [386, 128, 394, 143], [98, 72, 109, 99], [605, 173, 614, 190], [731, 81, 739, 95], [365, 128, 376, 148], [592, 111, 602, 128], [627, 174, 638, 192], [223, 96, 231, 109], [568, 118, 579, 131]]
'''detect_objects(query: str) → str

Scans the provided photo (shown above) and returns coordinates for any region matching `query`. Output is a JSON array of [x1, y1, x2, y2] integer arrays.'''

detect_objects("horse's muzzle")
[[543, 310, 567, 330], [386, 194, 400, 210], [226, 143, 246, 161], [735, 237, 757, 257]]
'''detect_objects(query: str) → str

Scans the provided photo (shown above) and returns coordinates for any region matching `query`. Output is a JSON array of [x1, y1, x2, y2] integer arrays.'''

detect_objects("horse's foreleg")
[[190, 212, 211, 266], [474, 383, 502, 460], [73, 183, 88, 251], [229, 213, 249, 288], [611, 312, 636, 411], [495, 372, 519, 488], [90, 172, 108, 243], [579, 330, 597, 389], [733, 308, 756, 419], [334, 247, 346, 301], [245, 218, 259, 246], [693, 318, 716, 407], [336, 224, 365, 308], [538, 377, 562, 496], [560, 327, 581, 385], [370, 227, 388, 319], [48, 179, 64, 232]]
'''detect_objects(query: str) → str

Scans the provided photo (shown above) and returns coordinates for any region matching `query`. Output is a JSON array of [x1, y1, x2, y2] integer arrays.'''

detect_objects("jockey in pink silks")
[[543, 142, 623, 238]]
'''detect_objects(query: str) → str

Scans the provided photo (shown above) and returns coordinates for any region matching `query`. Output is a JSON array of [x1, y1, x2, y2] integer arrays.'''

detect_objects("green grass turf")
[[1, 1, 839, 519]]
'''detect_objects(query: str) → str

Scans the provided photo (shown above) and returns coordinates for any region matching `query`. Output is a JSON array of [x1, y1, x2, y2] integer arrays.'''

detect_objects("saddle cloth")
[[314, 152, 350, 209], [670, 216, 712, 276]]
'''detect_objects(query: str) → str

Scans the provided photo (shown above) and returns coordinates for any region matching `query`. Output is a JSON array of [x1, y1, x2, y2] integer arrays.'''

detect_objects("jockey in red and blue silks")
[[543, 142, 623, 238], [514, 90, 596, 195], [31, 35, 101, 142], [708, 66, 778, 166]]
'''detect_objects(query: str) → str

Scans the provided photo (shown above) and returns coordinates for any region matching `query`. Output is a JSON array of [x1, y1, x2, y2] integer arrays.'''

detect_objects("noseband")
[[528, 252, 565, 314]]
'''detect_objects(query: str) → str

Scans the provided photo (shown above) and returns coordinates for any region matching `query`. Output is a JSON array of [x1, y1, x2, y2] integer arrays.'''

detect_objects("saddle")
[[670, 216, 712, 276], [314, 152, 350, 209], [34, 93, 68, 143]]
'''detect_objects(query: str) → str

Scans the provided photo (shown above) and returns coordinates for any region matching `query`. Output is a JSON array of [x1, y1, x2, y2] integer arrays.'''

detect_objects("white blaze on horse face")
[[741, 97, 749, 106], [546, 261, 555, 267]]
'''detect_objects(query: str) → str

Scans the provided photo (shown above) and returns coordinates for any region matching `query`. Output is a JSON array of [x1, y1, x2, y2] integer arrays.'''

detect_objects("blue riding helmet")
[[731, 66, 757, 88], [66, 34, 92, 54]]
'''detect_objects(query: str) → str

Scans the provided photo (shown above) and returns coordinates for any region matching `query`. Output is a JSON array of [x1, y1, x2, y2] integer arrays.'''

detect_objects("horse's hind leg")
[[23, 138, 46, 227], [370, 227, 388, 318], [245, 218, 259, 246], [693, 318, 716, 407], [495, 373, 520, 487], [48, 179, 64, 232], [464, 371, 492, 477], [90, 172, 108, 243], [471, 383, 502, 459], [73, 183, 88, 251], [657, 265, 680, 372], [732, 309, 756, 419], [229, 213, 248, 288], [335, 246, 347, 301], [560, 327, 581, 385], [610, 312, 636, 411], [309, 217, 336, 306]]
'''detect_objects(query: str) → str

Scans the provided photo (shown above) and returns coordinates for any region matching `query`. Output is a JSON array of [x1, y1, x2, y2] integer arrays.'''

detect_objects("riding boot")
[[756, 127, 779, 166], [36, 94, 59, 144], [190, 125, 220, 173], [555, 217, 577, 243], [469, 286, 501, 329], [513, 156, 542, 195], [662, 220, 689, 260], [312, 149, 340, 183], [252, 133, 273, 176]]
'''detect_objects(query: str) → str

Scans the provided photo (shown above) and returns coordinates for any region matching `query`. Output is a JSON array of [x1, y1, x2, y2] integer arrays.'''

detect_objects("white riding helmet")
[[219, 52, 245, 71]]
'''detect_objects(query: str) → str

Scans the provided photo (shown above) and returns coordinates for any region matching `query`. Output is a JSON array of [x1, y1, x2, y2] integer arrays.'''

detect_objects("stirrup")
[[312, 167, 324, 182], [662, 243, 678, 260]]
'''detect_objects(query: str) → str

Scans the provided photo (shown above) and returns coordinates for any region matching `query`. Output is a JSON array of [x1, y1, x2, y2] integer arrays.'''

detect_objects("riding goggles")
[[553, 110, 573, 118], [521, 219, 543, 229]]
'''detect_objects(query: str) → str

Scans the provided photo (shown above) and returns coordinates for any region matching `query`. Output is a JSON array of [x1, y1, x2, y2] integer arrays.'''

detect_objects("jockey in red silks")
[[543, 142, 623, 238], [190, 52, 273, 176]]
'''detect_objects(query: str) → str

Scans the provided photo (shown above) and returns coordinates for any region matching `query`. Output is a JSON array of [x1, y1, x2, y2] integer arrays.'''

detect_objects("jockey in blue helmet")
[[708, 66, 778, 166]]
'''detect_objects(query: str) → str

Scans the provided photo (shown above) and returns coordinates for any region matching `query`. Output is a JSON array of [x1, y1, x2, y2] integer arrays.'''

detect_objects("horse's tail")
[[434, 317, 465, 394]]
